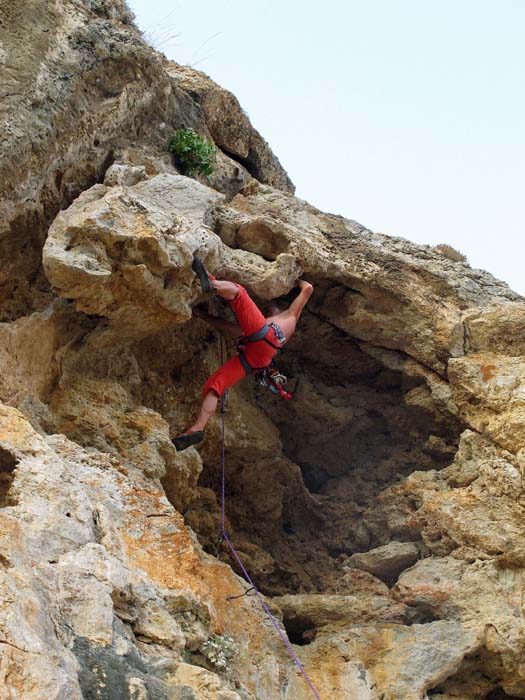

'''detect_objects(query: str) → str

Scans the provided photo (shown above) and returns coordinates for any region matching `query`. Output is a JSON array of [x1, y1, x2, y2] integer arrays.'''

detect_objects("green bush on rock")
[[169, 128, 216, 177]]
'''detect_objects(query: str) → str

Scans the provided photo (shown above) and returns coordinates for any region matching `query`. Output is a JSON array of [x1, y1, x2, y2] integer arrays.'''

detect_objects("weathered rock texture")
[[1, 2, 525, 699]]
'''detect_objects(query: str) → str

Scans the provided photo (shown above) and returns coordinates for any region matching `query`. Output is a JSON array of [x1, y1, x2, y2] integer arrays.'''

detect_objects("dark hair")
[[263, 303, 280, 317]]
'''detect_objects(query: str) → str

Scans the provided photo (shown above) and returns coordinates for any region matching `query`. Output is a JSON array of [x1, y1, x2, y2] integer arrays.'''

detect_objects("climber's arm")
[[287, 280, 313, 321], [193, 310, 241, 338]]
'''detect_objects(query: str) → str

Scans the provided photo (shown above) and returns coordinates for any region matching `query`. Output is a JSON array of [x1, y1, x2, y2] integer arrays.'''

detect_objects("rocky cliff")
[[1, 2, 525, 699]]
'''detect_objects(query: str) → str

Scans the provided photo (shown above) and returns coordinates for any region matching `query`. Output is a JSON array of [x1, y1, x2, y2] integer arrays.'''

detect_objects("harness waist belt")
[[244, 323, 282, 351], [245, 324, 270, 342]]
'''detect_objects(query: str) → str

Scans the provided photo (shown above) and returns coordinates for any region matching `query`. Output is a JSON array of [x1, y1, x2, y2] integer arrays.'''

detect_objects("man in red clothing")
[[172, 257, 313, 451]]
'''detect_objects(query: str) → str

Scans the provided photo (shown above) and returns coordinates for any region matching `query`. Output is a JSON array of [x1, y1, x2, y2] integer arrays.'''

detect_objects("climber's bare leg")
[[187, 390, 219, 433], [172, 390, 218, 451], [193, 255, 239, 300], [211, 279, 239, 301]]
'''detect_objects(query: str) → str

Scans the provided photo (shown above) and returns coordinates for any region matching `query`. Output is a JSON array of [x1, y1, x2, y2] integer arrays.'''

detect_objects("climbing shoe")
[[172, 431, 205, 452], [192, 256, 213, 293]]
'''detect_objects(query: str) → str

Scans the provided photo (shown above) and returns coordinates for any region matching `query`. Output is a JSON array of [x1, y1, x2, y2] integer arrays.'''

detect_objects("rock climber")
[[172, 256, 313, 451]]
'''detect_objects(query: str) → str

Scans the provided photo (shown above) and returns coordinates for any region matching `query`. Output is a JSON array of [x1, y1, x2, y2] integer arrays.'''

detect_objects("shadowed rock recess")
[[1, 2, 525, 699]]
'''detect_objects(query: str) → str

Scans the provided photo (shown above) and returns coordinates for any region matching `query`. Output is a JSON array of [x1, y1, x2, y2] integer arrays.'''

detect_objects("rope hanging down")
[[217, 336, 322, 700]]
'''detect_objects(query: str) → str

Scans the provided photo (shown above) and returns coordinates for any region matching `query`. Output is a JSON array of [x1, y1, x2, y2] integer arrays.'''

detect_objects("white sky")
[[128, 0, 525, 296]]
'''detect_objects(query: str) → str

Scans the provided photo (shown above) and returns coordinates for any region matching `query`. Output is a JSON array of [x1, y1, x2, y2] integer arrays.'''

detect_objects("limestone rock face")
[[0, 405, 289, 700], [0, 0, 291, 321], [1, 1, 525, 699]]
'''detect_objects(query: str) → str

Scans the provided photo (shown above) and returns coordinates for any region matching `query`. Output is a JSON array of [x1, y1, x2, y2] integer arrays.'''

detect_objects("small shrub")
[[169, 128, 215, 177], [201, 634, 237, 672], [433, 243, 468, 264]]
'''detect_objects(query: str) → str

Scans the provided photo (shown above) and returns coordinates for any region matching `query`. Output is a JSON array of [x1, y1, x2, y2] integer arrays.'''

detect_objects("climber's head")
[[263, 302, 280, 318]]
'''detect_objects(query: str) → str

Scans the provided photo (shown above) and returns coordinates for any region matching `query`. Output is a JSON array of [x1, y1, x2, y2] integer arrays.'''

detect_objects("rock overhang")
[[1, 1, 525, 698]]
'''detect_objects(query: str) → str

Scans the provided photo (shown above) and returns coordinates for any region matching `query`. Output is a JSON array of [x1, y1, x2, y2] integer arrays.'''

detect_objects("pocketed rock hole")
[[189, 311, 464, 596], [280, 615, 316, 646], [0, 445, 19, 507], [427, 647, 523, 699]]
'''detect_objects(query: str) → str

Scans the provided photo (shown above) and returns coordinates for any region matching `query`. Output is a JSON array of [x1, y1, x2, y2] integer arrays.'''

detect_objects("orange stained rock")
[[119, 483, 267, 637], [481, 363, 497, 382], [119, 496, 294, 700], [118, 477, 320, 698]]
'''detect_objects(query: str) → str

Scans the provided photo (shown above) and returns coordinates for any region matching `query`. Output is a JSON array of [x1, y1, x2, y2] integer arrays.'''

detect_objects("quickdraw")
[[255, 367, 292, 400]]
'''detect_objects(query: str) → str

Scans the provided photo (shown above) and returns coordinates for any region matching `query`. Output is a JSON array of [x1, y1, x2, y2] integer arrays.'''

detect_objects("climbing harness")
[[236, 322, 292, 400], [235, 321, 285, 353], [216, 336, 321, 700]]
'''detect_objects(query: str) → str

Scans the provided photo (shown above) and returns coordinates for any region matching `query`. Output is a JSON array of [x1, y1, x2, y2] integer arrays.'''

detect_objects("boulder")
[[344, 541, 420, 583]]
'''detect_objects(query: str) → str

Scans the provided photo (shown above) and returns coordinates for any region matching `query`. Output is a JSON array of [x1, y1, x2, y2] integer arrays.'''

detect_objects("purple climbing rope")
[[218, 335, 322, 700]]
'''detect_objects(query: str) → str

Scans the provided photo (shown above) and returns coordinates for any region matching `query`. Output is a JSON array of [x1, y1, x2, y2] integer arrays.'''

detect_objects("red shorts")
[[202, 285, 279, 398]]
